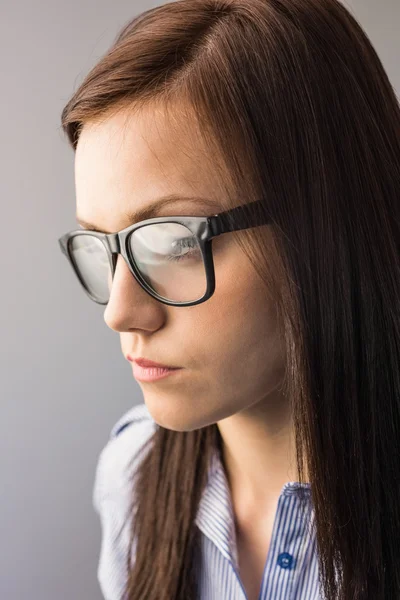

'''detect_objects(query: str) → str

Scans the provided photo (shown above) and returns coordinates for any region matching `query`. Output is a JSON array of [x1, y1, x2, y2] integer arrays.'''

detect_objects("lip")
[[127, 355, 181, 369], [131, 362, 183, 382]]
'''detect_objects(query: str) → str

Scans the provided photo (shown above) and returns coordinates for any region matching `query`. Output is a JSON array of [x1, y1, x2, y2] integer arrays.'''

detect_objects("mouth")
[[127, 355, 182, 370], [131, 361, 183, 382]]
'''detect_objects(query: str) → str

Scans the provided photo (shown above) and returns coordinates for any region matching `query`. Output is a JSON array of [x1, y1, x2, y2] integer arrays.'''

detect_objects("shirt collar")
[[194, 447, 311, 566]]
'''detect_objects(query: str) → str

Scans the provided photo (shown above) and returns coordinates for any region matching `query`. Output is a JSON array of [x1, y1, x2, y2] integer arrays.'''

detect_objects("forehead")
[[75, 104, 225, 204]]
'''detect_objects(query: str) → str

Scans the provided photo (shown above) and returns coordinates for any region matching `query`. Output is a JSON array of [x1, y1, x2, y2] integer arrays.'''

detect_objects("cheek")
[[191, 252, 283, 384], [209, 298, 282, 378], [188, 295, 285, 423]]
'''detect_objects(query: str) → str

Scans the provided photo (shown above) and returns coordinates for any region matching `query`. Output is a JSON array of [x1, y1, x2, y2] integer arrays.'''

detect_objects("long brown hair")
[[60, 1, 400, 598]]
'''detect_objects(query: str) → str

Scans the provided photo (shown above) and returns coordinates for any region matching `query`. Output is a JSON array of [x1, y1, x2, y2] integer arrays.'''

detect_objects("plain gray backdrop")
[[1, 1, 398, 598]]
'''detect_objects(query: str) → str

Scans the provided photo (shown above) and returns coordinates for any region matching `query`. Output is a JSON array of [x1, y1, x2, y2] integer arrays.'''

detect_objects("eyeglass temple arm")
[[208, 200, 271, 238]]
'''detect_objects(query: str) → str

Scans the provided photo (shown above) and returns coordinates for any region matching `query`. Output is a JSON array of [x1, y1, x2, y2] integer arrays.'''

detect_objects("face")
[[75, 103, 286, 432]]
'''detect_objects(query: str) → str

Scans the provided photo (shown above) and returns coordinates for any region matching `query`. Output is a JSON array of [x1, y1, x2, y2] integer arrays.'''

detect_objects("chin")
[[144, 396, 210, 433]]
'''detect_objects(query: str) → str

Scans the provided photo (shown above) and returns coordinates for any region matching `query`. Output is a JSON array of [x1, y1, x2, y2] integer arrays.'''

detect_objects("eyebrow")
[[76, 194, 222, 233]]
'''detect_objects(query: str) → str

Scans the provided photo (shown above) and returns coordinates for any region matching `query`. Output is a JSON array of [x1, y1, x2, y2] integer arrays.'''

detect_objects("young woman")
[[58, 0, 400, 598]]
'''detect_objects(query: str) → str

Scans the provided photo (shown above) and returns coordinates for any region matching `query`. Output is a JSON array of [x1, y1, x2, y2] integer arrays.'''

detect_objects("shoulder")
[[93, 402, 157, 511], [109, 401, 155, 438], [93, 405, 157, 598]]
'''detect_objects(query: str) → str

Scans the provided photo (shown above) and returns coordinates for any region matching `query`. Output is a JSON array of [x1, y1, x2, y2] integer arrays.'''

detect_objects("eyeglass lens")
[[68, 222, 208, 303]]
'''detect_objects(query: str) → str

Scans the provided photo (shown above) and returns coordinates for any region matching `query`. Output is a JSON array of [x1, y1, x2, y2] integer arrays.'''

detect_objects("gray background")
[[1, 1, 398, 598]]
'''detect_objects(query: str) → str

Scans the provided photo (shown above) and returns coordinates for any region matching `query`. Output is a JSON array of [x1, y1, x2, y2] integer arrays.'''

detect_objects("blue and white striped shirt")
[[93, 402, 322, 599]]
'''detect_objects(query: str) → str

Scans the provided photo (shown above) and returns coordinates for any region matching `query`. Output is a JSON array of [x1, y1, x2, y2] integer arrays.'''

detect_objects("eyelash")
[[167, 237, 200, 262]]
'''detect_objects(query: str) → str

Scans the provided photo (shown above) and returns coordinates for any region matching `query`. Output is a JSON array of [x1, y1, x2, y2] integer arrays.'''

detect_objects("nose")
[[103, 254, 163, 332]]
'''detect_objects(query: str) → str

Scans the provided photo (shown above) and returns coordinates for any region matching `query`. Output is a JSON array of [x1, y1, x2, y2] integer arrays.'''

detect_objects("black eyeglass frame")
[[58, 200, 271, 307]]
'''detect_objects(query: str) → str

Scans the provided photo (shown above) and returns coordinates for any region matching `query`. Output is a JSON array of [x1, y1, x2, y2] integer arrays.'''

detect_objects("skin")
[[75, 103, 307, 540]]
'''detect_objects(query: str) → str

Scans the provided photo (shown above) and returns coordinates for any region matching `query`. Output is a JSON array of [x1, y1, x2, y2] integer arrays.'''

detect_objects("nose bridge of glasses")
[[107, 233, 121, 254], [102, 233, 122, 276]]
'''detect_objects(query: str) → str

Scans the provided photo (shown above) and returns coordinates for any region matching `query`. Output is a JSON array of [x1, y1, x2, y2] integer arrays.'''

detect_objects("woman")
[[58, 0, 400, 598]]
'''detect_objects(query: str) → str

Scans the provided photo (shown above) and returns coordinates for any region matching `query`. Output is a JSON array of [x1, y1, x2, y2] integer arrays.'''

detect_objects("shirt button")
[[277, 552, 294, 569]]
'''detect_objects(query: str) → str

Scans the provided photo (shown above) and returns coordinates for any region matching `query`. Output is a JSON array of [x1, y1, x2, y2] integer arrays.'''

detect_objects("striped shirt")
[[93, 402, 322, 599]]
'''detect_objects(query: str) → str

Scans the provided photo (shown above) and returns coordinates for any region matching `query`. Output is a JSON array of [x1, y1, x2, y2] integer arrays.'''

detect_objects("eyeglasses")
[[58, 200, 270, 307]]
